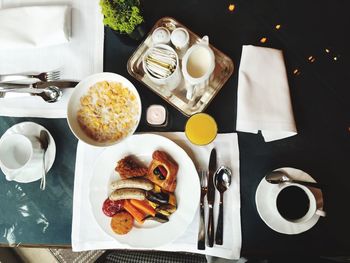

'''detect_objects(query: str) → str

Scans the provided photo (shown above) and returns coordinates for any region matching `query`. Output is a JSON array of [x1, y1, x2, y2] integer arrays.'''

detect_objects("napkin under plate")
[[72, 132, 241, 260], [236, 45, 297, 142]]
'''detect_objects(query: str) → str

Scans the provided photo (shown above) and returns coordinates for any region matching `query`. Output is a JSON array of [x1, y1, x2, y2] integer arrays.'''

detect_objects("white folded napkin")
[[0, 0, 104, 118], [0, 5, 71, 49], [236, 45, 297, 142], [72, 132, 241, 260]]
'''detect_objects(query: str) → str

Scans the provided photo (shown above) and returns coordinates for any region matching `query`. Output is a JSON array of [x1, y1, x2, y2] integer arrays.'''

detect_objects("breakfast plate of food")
[[89, 134, 200, 248]]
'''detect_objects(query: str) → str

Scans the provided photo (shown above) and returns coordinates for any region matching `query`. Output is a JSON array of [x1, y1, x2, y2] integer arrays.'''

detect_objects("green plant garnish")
[[100, 0, 144, 34]]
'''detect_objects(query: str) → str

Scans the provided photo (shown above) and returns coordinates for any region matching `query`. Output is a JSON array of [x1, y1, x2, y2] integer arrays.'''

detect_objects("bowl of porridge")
[[67, 73, 141, 147]]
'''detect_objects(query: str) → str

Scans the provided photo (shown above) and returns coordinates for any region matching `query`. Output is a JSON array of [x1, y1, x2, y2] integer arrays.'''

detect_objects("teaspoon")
[[39, 130, 50, 190], [37, 86, 62, 103], [214, 166, 232, 245], [265, 171, 322, 188]]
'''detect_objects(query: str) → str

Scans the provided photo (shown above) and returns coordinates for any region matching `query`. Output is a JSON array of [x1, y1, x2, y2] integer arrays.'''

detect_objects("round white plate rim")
[[0, 121, 56, 183], [67, 72, 142, 147], [255, 167, 323, 235], [89, 133, 200, 248]]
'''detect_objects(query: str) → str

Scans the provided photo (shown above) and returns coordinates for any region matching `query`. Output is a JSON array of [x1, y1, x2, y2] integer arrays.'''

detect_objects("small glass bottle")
[[146, 104, 168, 127]]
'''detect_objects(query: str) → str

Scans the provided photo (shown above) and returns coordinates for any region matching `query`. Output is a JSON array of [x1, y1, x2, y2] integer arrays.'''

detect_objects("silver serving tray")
[[127, 17, 234, 116]]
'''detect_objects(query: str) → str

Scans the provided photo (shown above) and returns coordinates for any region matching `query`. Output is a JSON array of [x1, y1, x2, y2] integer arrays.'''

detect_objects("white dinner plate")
[[0, 122, 56, 183], [255, 167, 324, 234], [89, 134, 200, 248]]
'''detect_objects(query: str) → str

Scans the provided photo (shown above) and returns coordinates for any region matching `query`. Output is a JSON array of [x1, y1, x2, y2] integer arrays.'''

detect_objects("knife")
[[207, 148, 217, 247], [0, 81, 79, 89], [34, 81, 79, 89]]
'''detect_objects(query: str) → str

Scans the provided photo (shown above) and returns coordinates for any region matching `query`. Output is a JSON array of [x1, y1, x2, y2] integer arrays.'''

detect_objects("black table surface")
[[0, 0, 349, 257], [104, 0, 350, 256]]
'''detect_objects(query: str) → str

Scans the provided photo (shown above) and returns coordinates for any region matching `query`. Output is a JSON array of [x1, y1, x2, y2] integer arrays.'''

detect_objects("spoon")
[[265, 171, 322, 188], [214, 166, 232, 245], [39, 130, 50, 190], [36, 86, 62, 103], [0, 86, 62, 103]]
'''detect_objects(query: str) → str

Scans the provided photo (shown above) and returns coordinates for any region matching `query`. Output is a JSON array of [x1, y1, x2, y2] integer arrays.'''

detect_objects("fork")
[[197, 170, 208, 250], [0, 71, 60, 82]]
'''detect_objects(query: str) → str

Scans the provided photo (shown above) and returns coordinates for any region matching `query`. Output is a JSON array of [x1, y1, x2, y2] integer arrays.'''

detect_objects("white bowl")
[[67, 72, 142, 147]]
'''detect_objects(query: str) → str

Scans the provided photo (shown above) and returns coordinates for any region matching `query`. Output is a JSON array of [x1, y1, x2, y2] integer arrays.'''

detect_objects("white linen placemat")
[[72, 132, 241, 259], [0, 0, 104, 118], [236, 45, 297, 142]]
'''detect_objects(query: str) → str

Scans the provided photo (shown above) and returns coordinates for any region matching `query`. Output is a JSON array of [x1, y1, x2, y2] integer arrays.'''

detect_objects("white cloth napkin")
[[236, 45, 297, 142], [72, 132, 241, 260], [0, 0, 104, 118], [0, 5, 71, 49]]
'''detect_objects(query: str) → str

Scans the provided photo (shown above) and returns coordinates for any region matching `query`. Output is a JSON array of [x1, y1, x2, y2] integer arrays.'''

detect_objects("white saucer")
[[0, 122, 56, 183], [255, 167, 324, 234]]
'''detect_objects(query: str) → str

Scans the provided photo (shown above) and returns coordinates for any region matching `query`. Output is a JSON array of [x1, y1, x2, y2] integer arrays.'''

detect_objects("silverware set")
[[0, 70, 78, 103], [197, 148, 232, 249]]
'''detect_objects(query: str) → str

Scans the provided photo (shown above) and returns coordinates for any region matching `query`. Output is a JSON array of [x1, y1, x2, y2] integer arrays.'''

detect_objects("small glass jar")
[[146, 104, 168, 127]]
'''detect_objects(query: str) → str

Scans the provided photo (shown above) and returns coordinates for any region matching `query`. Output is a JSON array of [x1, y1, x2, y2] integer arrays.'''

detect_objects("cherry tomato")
[[102, 198, 124, 217]]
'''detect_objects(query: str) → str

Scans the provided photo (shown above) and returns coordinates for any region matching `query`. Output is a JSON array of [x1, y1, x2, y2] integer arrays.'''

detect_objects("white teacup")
[[0, 133, 42, 181], [182, 36, 215, 100], [275, 183, 326, 223]]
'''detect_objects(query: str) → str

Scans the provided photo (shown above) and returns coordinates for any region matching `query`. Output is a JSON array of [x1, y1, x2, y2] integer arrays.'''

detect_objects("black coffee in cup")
[[276, 186, 310, 220]]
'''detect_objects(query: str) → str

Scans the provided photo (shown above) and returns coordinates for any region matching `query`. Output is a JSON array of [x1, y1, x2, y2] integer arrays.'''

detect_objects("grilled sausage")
[[110, 178, 154, 191], [109, 188, 146, 201]]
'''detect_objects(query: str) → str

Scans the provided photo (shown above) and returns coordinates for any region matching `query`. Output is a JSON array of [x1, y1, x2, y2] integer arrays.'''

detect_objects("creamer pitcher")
[[182, 36, 215, 100]]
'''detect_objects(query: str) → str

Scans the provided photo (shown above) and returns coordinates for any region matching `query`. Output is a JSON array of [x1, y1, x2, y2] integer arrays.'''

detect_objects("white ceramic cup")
[[0, 133, 43, 181], [151, 27, 171, 44], [275, 183, 326, 223], [182, 36, 215, 100], [143, 44, 182, 91], [170, 27, 189, 58]]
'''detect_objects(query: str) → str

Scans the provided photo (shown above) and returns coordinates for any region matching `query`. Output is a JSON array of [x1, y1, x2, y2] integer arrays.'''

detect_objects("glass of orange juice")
[[185, 113, 218, 145]]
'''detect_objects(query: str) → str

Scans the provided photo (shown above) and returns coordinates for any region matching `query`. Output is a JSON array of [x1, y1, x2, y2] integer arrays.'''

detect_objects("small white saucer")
[[0, 122, 56, 183], [255, 167, 324, 234]]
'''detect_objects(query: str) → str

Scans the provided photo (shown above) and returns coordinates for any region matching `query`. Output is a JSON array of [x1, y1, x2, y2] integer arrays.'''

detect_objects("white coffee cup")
[[275, 183, 326, 224], [0, 133, 43, 181], [182, 36, 215, 100]]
